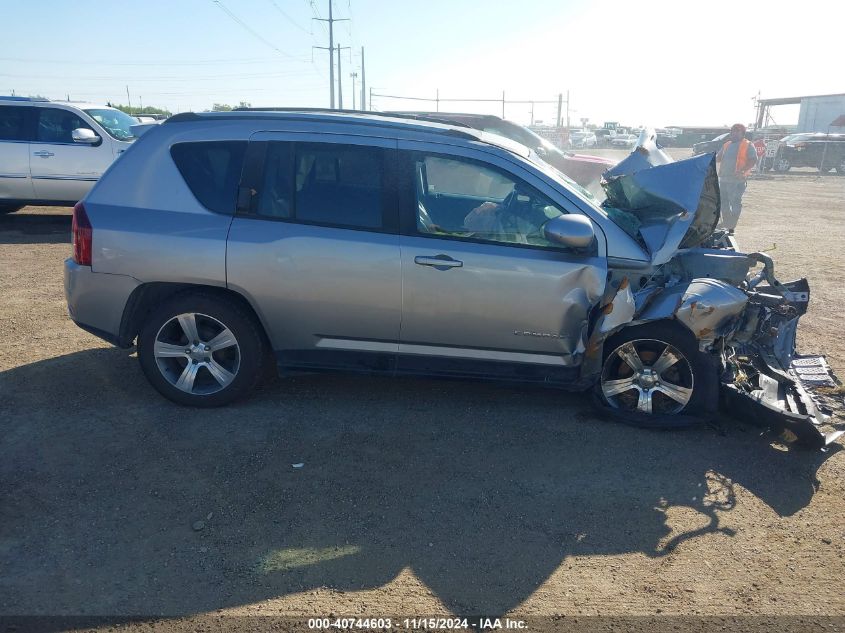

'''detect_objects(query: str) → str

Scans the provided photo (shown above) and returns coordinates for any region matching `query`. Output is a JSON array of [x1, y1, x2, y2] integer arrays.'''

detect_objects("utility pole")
[[126, 85, 132, 113], [502, 90, 505, 118], [566, 89, 570, 130], [436, 89, 439, 112], [530, 101, 534, 126], [556, 93, 562, 127], [350, 72, 358, 110], [360, 47, 366, 111], [337, 43, 343, 108], [313, 1, 348, 109]]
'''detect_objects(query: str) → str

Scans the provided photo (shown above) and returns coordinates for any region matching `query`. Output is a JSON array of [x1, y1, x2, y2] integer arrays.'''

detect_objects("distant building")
[[756, 92, 845, 133]]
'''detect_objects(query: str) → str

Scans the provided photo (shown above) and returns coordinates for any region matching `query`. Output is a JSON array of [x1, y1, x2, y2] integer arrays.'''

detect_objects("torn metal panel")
[[597, 277, 636, 333], [601, 153, 721, 264]]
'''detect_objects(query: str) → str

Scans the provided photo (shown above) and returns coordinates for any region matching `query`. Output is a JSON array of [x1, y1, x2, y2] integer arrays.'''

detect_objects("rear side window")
[[295, 143, 384, 229], [36, 108, 94, 143], [171, 141, 247, 214], [254, 141, 385, 229], [0, 106, 34, 141]]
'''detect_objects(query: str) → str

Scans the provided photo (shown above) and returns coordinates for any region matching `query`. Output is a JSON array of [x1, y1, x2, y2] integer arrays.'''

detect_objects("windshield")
[[84, 108, 137, 141]]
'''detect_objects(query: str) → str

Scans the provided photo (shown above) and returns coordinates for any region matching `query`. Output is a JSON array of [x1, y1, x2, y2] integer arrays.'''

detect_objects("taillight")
[[72, 201, 92, 266]]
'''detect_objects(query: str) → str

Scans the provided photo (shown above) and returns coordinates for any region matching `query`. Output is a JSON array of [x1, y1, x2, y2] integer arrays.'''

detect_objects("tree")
[[110, 102, 171, 117], [212, 103, 233, 112]]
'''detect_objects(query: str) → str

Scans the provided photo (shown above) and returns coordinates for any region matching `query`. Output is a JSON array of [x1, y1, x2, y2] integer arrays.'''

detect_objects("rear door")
[[226, 132, 402, 371], [396, 142, 607, 380], [0, 105, 35, 203], [30, 106, 113, 202]]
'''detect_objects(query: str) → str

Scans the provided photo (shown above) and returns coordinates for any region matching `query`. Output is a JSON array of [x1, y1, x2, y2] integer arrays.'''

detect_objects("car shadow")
[[1, 347, 840, 624], [0, 211, 71, 244]]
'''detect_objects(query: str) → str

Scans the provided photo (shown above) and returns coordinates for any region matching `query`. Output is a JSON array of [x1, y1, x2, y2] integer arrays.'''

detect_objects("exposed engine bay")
[[587, 132, 842, 448]]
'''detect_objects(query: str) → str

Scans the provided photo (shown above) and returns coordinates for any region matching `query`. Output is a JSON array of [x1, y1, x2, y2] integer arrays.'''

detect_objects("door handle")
[[33, 151, 54, 158], [414, 255, 463, 269]]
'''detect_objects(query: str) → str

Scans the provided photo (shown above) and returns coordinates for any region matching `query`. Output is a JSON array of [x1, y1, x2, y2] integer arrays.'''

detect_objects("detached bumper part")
[[722, 355, 843, 449]]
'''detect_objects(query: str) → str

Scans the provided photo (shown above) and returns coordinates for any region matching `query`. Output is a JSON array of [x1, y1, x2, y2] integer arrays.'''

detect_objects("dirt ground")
[[1, 153, 845, 631]]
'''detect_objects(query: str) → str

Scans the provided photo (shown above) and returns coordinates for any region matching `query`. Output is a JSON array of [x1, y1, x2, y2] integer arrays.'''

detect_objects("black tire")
[[137, 292, 265, 407], [597, 321, 716, 419], [0, 204, 24, 214], [837, 161, 845, 175]]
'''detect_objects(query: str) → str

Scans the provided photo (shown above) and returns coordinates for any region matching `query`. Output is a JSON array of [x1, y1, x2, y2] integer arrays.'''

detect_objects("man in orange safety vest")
[[715, 123, 757, 234]]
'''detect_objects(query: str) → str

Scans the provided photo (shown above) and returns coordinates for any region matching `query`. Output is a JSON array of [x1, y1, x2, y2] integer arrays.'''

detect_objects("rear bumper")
[[64, 258, 140, 346]]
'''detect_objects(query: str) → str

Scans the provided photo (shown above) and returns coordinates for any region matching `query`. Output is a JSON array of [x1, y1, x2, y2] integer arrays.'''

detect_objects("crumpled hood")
[[601, 134, 721, 265]]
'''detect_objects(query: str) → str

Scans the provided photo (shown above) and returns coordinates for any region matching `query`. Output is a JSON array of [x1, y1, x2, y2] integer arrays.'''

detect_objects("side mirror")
[[544, 214, 595, 249], [72, 128, 100, 144]]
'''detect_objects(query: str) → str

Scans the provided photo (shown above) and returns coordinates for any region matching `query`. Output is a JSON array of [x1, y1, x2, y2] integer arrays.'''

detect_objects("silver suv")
[[0, 96, 137, 213], [63, 111, 835, 445]]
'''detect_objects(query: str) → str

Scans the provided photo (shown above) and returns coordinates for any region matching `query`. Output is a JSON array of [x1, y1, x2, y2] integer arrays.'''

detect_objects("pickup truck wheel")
[[599, 323, 711, 416], [137, 292, 264, 407]]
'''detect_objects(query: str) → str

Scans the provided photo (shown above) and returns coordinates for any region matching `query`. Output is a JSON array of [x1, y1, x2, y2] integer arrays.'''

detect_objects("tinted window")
[[294, 143, 384, 229], [255, 142, 293, 218], [171, 141, 247, 214], [414, 153, 569, 248], [36, 108, 94, 143], [0, 106, 34, 141]]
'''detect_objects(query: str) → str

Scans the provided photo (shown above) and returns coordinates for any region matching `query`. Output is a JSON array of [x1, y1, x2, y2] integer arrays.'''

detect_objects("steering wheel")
[[499, 187, 518, 214]]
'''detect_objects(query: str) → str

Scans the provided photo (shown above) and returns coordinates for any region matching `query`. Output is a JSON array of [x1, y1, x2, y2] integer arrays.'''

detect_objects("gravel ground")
[[1, 157, 844, 631]]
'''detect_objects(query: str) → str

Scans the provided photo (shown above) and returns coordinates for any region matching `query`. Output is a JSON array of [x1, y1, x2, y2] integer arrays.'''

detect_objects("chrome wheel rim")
[[154, 312, 240, 395], [776, 158, 790, 171], [601, 339, 694, 415]]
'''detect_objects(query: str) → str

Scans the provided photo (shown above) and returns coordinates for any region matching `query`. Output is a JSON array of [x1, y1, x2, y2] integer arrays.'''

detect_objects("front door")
[[30, 107, 113, 202], [226, 133, 402, 371], [397, 147, 607, 379]]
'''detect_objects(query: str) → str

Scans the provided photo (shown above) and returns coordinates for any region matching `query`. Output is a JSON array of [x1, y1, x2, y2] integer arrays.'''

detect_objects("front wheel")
[[137, 292, 266, 406], [598, 322, 713, 416], [773, 157, 791, 172]]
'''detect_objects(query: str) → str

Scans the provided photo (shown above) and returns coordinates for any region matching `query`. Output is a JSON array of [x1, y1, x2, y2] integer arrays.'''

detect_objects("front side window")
[[0, 106, 34, 141], [171, 141, 247, 214], [36, 108, 94, 143], [414, 154, 567, 248], [84, 108, 138, 141]]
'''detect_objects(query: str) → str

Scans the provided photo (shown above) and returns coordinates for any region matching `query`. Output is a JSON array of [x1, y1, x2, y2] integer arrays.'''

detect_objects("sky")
[[1, 0, 841, 128]]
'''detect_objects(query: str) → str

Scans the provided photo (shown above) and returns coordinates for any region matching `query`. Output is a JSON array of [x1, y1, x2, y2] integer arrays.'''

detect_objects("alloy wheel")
[[601, 339, 694, 415], [153, 312, 241, 395]]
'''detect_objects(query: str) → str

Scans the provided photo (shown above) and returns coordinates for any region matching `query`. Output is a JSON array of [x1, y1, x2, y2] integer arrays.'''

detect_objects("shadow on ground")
[[0, 348, 839, 621], [0, 212, 70, 244]]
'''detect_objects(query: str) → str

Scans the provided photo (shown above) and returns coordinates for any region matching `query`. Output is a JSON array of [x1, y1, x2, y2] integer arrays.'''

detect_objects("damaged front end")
[[592, 133, 842, 448]]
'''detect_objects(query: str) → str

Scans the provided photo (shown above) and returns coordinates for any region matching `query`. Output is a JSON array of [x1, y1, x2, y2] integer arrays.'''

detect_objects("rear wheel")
[[599, 322, 711, 416], [773, 157, 791, 172], [137, 292, 265, 406]]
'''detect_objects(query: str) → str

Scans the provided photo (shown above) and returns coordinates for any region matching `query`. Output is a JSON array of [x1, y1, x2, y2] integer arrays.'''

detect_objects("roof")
[[166, 109, 532, 158], [757, 92, 845, 106]]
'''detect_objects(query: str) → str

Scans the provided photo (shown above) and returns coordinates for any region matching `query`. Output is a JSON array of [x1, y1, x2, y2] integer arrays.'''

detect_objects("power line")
[[0, 56, 306, 66], [267, 0, 312, 34], [0, 69, 324, 82], [210, 0, 301, 60]]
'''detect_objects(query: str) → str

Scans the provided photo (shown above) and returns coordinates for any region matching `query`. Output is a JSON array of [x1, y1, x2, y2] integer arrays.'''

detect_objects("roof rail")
[[163, 109, 530, 157], [0, 96, 50, 102]]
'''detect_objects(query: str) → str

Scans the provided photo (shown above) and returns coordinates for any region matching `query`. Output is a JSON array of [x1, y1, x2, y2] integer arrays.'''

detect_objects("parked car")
[[385, 112, 614, 194], [692, 131, 756, 155], [764, 133, 845, 173], [568, 130, 597, 149], [610, 134, 638, 148], [0, 96, 139, 213], [63, 110, 837, 446]]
